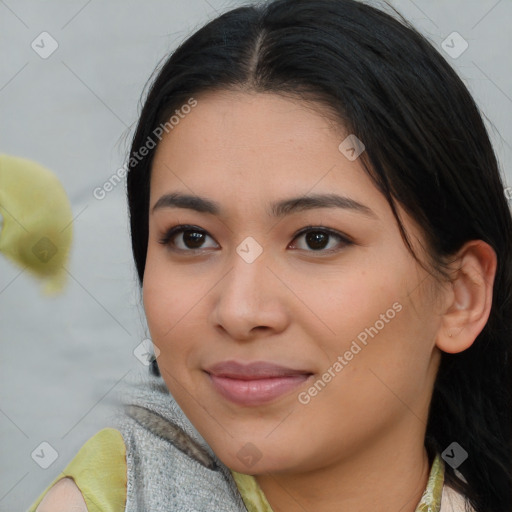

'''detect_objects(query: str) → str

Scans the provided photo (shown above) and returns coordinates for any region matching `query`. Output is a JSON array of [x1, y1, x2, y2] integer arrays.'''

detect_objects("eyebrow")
[[152, 192, 377, 218]]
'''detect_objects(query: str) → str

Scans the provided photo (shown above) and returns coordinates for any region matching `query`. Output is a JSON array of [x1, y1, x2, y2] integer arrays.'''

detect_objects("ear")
[[436, 240, 497, 354]]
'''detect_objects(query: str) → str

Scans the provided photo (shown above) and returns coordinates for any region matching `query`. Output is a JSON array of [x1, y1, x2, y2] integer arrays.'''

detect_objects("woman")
[[29, 0, 512, 511]]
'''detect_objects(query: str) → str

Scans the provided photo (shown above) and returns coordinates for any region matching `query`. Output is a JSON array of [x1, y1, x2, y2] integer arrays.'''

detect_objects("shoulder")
[[29, 427, 127, 512], [441, 484, 475, 512], [34, 477, 87, 512]]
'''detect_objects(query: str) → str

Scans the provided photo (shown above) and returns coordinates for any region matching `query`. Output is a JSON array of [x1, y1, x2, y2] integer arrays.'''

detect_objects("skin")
[[142, 89, 496, 512], [35, 477, 87, 512]]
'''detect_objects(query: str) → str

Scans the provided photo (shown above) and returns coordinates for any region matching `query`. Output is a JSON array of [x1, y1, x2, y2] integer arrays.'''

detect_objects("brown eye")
[[304, 231, 330, 250], [181, 230, 207, 249], [159, 225, 219, 251], [290, 227, 352, 253]]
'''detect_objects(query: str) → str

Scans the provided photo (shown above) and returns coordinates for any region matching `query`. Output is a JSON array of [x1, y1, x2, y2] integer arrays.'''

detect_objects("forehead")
[[154, 90, 344, 160], [149, 90, 375, 199]]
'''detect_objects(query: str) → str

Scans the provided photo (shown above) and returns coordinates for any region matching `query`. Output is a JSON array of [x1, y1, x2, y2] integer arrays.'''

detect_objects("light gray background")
[[1, 0, 511, 510]]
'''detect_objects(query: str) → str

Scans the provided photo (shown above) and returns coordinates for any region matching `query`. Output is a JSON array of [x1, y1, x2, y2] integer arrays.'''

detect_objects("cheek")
[[292, 291, 434, 462], [142, 252, 195, 361], [303, 258, 435, 398], [292, 262, 406, 353], [142, 274, 200, 399], [143, 243, 202, 334]]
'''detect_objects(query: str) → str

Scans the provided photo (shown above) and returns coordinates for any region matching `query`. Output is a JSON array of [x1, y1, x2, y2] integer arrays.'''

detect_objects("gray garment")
[[112, 371, 249, 512]]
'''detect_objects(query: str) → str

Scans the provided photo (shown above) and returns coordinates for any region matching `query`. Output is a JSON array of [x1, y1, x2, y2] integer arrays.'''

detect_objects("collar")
[[230, 453, 445, 512]]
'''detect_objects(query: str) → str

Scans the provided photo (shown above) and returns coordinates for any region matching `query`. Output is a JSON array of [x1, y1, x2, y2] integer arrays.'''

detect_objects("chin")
[[209, 438, 300, 474]]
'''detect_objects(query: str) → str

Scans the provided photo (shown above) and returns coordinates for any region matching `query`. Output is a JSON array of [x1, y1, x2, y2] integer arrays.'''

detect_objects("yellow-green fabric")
[[27, 428, 127, 512], [416, 453, 445, 512], [230, 471, 274, 512], [0, 154, 73, 294], [28, 427, 445, 512]]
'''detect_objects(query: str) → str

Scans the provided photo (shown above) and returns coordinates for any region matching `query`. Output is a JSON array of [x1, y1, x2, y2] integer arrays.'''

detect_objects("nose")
[[210, 246, 290, 341]]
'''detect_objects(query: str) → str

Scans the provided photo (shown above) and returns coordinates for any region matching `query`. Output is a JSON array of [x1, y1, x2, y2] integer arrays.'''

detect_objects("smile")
[[204, 360, 313, 406]]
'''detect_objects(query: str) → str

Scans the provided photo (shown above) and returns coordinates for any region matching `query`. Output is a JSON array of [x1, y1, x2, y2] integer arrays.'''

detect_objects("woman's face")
[[143, 90, 444, 474]]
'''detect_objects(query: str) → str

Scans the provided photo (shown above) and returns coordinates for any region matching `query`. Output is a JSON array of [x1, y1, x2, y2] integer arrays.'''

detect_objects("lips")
[[204, 360, 313, 406]]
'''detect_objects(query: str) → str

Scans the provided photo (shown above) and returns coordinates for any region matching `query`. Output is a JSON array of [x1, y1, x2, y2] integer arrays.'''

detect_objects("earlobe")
[[436, 240, 497, 354]]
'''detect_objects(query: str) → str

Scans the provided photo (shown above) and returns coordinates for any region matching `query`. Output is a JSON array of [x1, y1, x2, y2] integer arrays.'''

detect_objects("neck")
[[254, 426, 431, 512]]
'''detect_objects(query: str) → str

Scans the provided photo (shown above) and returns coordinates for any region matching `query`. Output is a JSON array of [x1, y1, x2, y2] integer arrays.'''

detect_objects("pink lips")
[[205, 360, 313, 406]]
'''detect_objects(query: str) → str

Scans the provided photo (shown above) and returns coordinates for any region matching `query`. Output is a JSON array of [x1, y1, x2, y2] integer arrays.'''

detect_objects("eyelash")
[[158, 224, 353, 255]]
